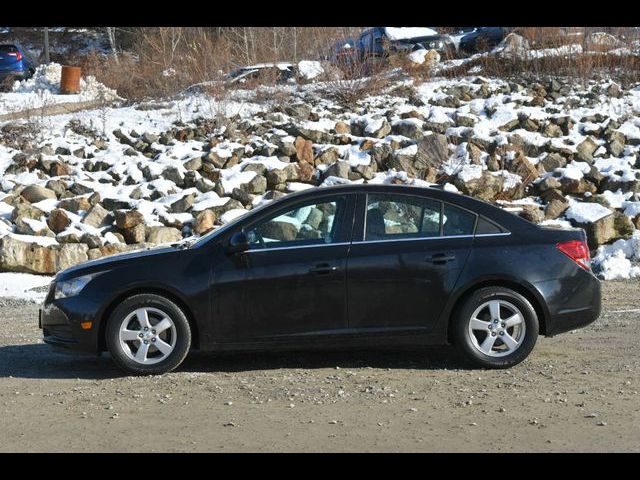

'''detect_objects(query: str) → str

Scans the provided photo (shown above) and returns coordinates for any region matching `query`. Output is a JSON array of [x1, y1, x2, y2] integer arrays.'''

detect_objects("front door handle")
[[309, 263, 338, 274], [425, 253, 456, 264]]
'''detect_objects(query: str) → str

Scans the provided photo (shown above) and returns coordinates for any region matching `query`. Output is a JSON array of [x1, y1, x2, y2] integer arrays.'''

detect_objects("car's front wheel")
[[106, 294, 191, 375], [452, 287, 539, 369]]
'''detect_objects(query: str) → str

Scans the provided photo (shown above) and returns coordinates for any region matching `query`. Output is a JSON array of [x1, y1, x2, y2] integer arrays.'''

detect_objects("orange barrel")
[[60, 66, 81, 94]]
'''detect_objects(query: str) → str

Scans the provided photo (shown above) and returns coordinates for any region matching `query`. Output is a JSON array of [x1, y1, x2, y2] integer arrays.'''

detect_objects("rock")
[[204, 151, 228, 169], [365, 118, 391, 139], [146, 226, 182, 244], [49, 162, 71, 177], [162, 167, 185, 187], [545, 197, 569, 219], [323, 161, 351, 179], [82, 204, 112, 228], [294, 136, 314, 165], [283, 103, 311, 119], [334, 121, 351, 135], [315, 147, 340, 166], [242, 175, 267, 194], [415, 134, 449, 170], [560, 177, 597, 195], [499, 118, 520, 132], [266, 169, 289, 189], [455, 113, 477, 128], [541, 153, 567, 172], [142, 132, 159, 144], [102, 198, 131, 211], [575, 136, 599, 164], [607, 131, 626, 157], [114, 210, 144, 229], [294, 126, 332, 144], [519, 205, 544, 224], [455, 171, 503, 202], [195, 210, 216, 235], [578, 214, 616, 248], [15, 217, 53, 237], [45, 179, 68, 198], [355, 164, 376, 180], [184, 156, 202, 171], [11, 203, 45, 222], [47, 209, 71, 234], [543, 123, 564, 138], [613, 211, 635, 239], [509, 153, 538, 183], [392, 119, 424, 140], [121, 223, 146, 244], [81, 233, 102, 249], [170, 194, 196, 213], [0, 236, 88, 274], [20, 185, 57, 203], [57, 196, 91, 213]]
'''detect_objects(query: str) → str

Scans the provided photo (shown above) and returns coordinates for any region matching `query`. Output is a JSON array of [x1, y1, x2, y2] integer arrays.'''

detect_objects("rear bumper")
[[40, 297, 102, 353], [534, 269, 602, 336]]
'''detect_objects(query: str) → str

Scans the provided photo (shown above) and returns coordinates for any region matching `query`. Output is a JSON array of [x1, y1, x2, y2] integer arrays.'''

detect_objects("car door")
[[346, 192, 475, 333], [210, 193, 355, 343]]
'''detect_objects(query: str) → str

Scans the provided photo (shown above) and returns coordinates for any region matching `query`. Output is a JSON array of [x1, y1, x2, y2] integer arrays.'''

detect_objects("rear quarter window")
[[475, 216, 507, 235]]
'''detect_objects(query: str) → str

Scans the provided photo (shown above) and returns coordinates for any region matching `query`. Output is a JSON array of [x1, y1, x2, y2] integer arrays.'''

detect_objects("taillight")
[[556, 239, 591, 271], [8, 52, 23, 61]]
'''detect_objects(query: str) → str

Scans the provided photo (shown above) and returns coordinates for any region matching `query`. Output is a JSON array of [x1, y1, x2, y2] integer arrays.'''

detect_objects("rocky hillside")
[[1, 73, 640, 279]]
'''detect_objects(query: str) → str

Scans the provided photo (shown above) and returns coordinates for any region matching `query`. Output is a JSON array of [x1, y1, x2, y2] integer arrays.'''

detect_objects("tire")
[[451, 287, 539, 369], [106, 294, 191, 375]]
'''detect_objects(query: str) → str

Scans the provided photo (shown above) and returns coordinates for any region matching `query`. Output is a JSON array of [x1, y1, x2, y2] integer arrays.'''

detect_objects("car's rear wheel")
[[452, 287, 539, 369], [106, 294, 191, 375]]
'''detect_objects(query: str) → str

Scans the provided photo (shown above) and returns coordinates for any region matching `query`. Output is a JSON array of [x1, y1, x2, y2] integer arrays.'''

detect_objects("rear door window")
[[365, 194, 442, 241]]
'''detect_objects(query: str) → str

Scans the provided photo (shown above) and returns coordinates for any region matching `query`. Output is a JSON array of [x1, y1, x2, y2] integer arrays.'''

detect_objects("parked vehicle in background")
[[225, 63, 297, 85], [449, 27, 511, 55], [40, 184, 601, 375], [0, 43, 35, 87], [330, 27, 455, 66], [330, 37, 359, 70]]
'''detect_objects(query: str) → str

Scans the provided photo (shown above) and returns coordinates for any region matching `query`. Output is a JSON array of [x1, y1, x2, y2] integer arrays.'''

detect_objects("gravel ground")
[[1, 280, 639, 452]]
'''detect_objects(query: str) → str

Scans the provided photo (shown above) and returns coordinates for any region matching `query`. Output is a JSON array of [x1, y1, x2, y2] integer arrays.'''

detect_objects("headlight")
[[54, 274, 96, 300]]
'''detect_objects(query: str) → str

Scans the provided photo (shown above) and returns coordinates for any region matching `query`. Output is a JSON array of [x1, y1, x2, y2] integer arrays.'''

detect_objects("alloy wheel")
[[467, 300, 526, 358], [118, 307, 177, 365]]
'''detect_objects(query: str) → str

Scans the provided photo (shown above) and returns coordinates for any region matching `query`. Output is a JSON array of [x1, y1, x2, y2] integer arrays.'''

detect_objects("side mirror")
[[226, 231, 249, 254]]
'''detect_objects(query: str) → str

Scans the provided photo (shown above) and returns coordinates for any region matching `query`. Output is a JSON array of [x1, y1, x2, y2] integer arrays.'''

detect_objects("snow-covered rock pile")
[[12, 63, 119, 102], [1, 74, 640, 278]]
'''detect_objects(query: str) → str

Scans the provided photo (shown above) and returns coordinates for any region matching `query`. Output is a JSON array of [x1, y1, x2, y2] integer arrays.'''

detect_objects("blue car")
[[0, 43, 35, 86], [451, 27, 511, 55]]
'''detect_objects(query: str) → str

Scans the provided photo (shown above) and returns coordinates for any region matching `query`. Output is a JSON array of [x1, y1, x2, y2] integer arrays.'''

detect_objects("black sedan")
[[40, 184, 601, 375]]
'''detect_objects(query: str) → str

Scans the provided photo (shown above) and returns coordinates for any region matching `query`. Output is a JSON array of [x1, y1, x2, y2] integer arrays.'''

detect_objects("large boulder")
[[414, 134, 449, 170], [194, 210, 216, 235], [47, 209, 71, 234], [0, 236, 88, 274], [454, 170, 504, 202], [20, 185, 57, 203], [82, 204, 112, 228], [146, 226, 182, 244], [114, 210, 145, 229]]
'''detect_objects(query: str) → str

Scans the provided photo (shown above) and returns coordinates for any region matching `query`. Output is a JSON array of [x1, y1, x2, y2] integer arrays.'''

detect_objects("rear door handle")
[[309, 263, 338, 274], [425, 253, 456, 264]]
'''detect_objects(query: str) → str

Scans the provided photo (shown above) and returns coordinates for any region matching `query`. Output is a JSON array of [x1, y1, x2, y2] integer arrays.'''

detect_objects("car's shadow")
[[0, 343, 473, 380]]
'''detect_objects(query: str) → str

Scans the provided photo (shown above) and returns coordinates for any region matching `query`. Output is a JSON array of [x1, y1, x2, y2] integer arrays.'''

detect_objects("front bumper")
[[40, 296, 103, 353]]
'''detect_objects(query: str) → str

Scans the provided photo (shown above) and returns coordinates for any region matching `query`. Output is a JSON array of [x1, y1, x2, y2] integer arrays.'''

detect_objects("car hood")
[[56, 245, 179, 281]]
